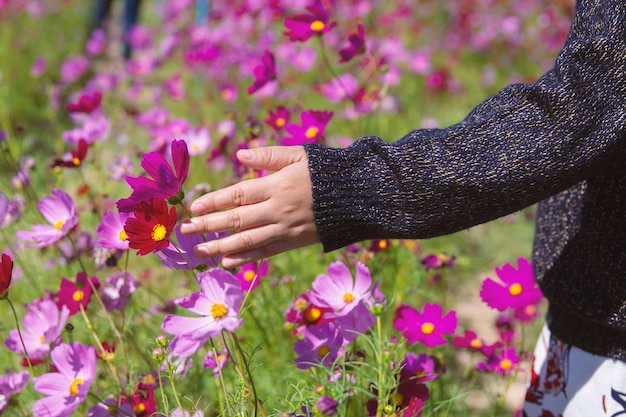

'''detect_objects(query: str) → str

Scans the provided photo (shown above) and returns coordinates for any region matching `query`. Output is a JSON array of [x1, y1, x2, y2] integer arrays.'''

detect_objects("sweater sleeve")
[[304, 0, 626, 252]]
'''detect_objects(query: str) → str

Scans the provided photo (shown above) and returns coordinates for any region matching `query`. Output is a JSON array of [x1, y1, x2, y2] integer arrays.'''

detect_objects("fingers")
[[189, 176, 271, 214], [182, 200, 276, 235], [236, 146, 306, 171]]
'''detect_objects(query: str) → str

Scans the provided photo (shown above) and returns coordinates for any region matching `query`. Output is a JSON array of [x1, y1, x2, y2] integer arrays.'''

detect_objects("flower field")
[[0, 1, 574, 416]]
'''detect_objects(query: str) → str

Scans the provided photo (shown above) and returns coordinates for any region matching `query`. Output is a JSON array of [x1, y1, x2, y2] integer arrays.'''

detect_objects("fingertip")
[[189, 200, 206, 214], [236, 149, 254, 162]]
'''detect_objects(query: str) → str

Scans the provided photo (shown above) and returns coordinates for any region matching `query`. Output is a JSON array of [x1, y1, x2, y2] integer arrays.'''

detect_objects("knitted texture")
[[304, 0, 626, 359]]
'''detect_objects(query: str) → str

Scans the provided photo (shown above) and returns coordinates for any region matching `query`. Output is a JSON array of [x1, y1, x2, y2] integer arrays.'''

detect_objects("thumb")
[[236, 146, 306, 171]]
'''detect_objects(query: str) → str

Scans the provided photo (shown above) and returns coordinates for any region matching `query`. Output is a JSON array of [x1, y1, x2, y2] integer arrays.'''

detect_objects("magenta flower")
[[283, 110, 333, 146], [339, 24, 366, 63], [5, 298, 70, 361], [101, 272, 139, 311], [420, 253, 455, 271], [476, 347, 520, 377], [453, 330, 499, 357], [0, 370, 29, 415], [203, 346, 229, 378], [319, 74, 358, 103], [87, 398, 135, 417], [236, 260, 269, 292], [479, 258, 542, 311], [308, 261, 373, 317], [33, 342, 96, 417], [117, 139, 190, 212], [96, 209, 132, 251], [56, 272, 98, 316], [294, 322, 344, 370], [60, 55, 90, 84], [265, 106, 290, 131], [16, 189, 78, 248], [158, 225, 223, 271], [401, 352, 439, 383], [284, 1, 336, 42], [62, 113, 109, 145], [85, 29, 107, 57], [31, 55, 47, 78], [393, 303, 457, 348], [161, 268, 244, 357], [247, 50, 277, 94]]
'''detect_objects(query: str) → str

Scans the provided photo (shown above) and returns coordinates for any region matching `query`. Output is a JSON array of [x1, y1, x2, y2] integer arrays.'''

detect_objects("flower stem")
[[6, 297, 34, 375]]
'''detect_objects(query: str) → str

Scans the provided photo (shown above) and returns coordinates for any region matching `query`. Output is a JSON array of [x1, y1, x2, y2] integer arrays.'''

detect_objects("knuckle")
[[227, 210, 243, 230], [238, 232, 256, 250], [230, 186, 246, 206]]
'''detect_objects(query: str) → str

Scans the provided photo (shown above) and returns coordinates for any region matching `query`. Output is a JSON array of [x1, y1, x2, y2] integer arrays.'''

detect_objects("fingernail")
[[189, 201, 205, 213], [179, 219, 195, 234], [194, 242, 214, 257], [237, 149, 253, 160], [222, 257, 236, 269]]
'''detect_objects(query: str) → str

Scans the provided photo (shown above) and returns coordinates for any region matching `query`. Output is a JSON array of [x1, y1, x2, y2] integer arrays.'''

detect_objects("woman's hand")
[[180, 146, 320, 268]]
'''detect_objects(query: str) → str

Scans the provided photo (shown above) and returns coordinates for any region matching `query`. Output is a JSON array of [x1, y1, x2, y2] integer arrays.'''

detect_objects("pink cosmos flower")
[[87, 398, 135, 417], [96, 210, 132, 251], [393, 303, 457, 348], [5, 297, 70, 361], [86, 28, 107, 57], [339, 24, 365, 63], [283, 110, 333, 146], [236, 260, 269, 292], [204, 346, 229, 378], [184, 127, 212, 156], [16, 189, 78, 248], [420, 253, 455, 271], [0, 370, 29, 415], [31, 55, 47, 78], [284, 1, 336, 42], [334, 300, 376, 343], [164, 73, 186, 101], [319, 74, 358, 103], [308, 261, 373, 317], [66, 91, 102, 114], [453, 330, 499, 357], [56, 272, 98, 316], [62, 113, 110, 145], [33, 342, 97, 417], [294, 322, 344, 370], [60, 55, 90, 84], [477, 347, 520, 377], [247, 50, 277, 94], [117, 139, 190, 212], [479, 258, 542, 311], [161, 269, 244, 357], [158, 226, 223, 271]]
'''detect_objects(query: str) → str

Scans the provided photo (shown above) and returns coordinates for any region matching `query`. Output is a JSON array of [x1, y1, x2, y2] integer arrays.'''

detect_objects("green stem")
[[209, 337, 231, 417], [6, 297, 34, 375]]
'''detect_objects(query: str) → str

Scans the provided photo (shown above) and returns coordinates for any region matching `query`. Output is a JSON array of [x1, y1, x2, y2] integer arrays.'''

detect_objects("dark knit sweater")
[[304, 0, 626, 360]]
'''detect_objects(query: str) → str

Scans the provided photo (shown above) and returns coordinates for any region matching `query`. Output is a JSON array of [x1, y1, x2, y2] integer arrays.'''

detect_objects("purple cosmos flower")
[[108, 156, 135, 182], [0, 370, 29, 415], [294, 322, 344, 370], [161, 268, 243, 357], [60, 55, 90, 84], [265, 106, 290, 131], [236, 260, 269, 292], [101, 272, 139, 311], [5, 297, 70, 361], [158, 226, 223, 271], [16, 189, 78, 248], [62, 113, 110, 145], [283, 110, 333, 146], [33, 342, 97, 417], [393, 303, 457, 348], [86, 29, 107, 57], [284, 1, 336, 42], [339, 24, 366, 63], [401, 352, 439, 383], [479, 257, 542, 311], [316, 395, 338, 416], [247, 50, 277, 94], [319, 74, 358, 103], [420, 253, 456, 271], [334, 301, 375, 343], [96, 210, 132, 251], [308, 261, 372, 317], [203, 346, 229, 378], [117, 139, 189, 212], [87, 397, 135, 417]]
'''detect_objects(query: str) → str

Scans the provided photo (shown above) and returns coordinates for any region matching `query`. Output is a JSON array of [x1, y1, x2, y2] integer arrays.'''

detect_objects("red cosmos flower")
[[0, 252, 14, 299], [284, 1, 336, 42], [51, 139, 89, 169], [66, 91, 102, 114], [124, 198, 177, 256], [247, 50, 277, 94], [339, 24, 366, 63]]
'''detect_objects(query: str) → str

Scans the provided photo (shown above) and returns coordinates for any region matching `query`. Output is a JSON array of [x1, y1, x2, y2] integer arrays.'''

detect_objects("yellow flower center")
[[72, 290, 85, 302], [421, 322, 435, 335], [39, 335, 45, 343], [100, 351, 116, 361], [69, 378, 84, 397], [210, 303, 228, 319], [525, 305, 537, 315], [119, 229, 128, 241], [394, 392, 404, 406], [305, 126, 319, 139], [276, 117, 286, 127], [500, 359, 513, 370], [54, 220, 65, 231], [470, 339, 483, 349], [294, 298, 308, 311], [343, 292, 355, 303], [305, 307, 321, 323], [317, 345, 330, 358], [193, 144, 200, 152], [508, 283, 523, 296], [151, 224, 167, 242], [310, 20, 325, 32], [73, 157, 81, 166], [142, 374, 156, 385], [133, 403, 146, 414], [378, 240, 388, 249], [221, 89, 232, 100], [244, 270, 256, 282]]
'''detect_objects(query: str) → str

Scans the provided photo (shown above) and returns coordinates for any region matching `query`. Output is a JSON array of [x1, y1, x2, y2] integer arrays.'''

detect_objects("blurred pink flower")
[[60, 55, 90, 84], [477, 347, 520, 377], [16, 189, 78, 248], [97, 210, 132, 251], [30, 55, 47, 78], [284, 1, 336, 42], [247, 50, 277, 94], [339, 24, 365, 63], [86, 28, 106, 57], [283, 110, 333, 146], [393, 303, 457, 348], [479, 258, 542, 311], [0, 370, 29, 415]]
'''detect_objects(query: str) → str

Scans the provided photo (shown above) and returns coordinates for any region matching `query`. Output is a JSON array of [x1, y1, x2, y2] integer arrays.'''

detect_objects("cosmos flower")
[[247, 50, 277, 94], [316, 396, 338, 416], [158, 225, 223, 271], [100, 272, 139, 312], [476, 347, 520, 377], [60, 55, 90, 84], [338, 24, 366, 63], [117, 139, 190, 211], [161, 268, 244, 357], [453, 330, 499, 357], [284, 1, 336, 42], [124, 198, 178, 256], [401, 352, 439, 383], [479, 258, 542, 311], [0, 370, 29, 415], [96, 210, 133, 251], [294, 321, 344, 370], [393, 303, 457, 348], [51, 139, 89, 169], [420, 253, 455, 271], [16, 189, 78, 248], [265, 106, 290, 131], [33, 342, 97, 417], [56, 272, 98, 316], [87, 398, 135, 417], [62, 113, 110, 145], [66, 91, 102, 114], [283, 110, 333, 146], [0, 252, 13, 299], [184, 127, 211, 156], [236, 260, 269, 292], [308, 261, 373, 318], [203, 346, 229, 378]]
